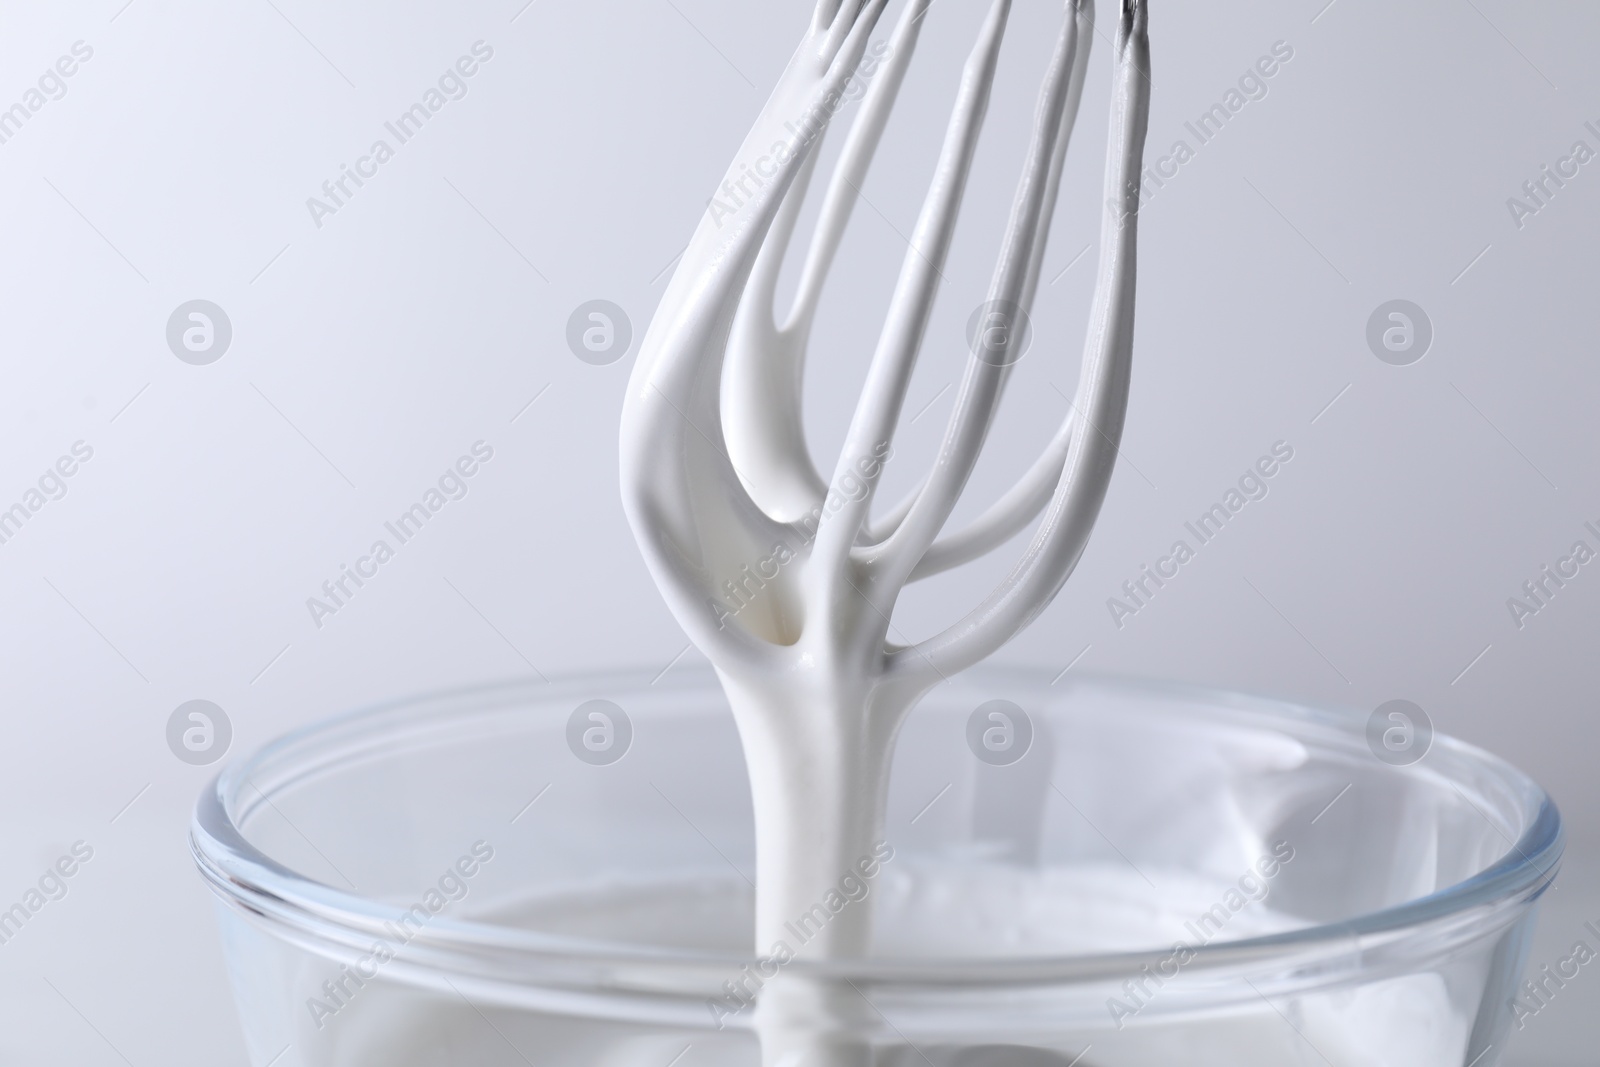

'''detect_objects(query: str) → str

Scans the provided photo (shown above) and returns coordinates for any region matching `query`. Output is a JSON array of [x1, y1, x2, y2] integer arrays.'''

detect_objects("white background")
[[0, 0, 1594, 1062]]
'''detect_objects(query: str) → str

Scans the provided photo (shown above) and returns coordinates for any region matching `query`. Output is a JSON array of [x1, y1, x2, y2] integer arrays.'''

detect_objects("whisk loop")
[[620, 0, 1151, 972]]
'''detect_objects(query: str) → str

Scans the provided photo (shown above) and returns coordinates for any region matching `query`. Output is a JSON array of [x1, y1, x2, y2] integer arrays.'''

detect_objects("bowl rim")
[[191, 665, 1564, 987]]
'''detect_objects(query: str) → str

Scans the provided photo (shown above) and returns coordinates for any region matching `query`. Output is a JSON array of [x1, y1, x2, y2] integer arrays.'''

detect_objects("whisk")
[[620, 0, 1150, 978]]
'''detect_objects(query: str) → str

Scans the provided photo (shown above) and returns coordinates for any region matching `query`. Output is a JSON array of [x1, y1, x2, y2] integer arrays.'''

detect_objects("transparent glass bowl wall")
[[192, 669, 1561, 1066]]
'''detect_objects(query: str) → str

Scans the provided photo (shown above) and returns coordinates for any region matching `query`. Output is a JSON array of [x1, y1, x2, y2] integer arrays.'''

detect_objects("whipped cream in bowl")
[[192, 667, 1559, 1066]]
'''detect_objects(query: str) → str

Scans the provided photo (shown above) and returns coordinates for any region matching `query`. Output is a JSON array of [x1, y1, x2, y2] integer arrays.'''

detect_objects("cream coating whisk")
[[620, 0, 1151, 969]]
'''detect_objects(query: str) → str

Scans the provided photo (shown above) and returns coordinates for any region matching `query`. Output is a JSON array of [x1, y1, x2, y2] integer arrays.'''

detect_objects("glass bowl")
[[192, 667, 1561, 1066]]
